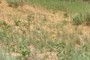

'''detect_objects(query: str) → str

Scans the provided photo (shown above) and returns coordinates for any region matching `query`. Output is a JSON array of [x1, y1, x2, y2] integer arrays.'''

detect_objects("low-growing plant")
[[20, 42, 30, 60], [72, 13, 84, 25]]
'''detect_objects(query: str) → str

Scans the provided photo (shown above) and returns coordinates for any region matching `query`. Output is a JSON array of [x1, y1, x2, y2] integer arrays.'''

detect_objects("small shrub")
[[72, 12, 90, 26], [19, 40, 30, 60], [72, 13, 84, 25]]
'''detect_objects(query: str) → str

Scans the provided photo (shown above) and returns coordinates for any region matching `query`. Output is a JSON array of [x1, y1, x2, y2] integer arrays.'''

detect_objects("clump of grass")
[[6, 0, 25, 8], [28, 0, 90, 12], [72, 13, 84, 25], [19, 40, 30, 60], [72, 12, 90, 26]]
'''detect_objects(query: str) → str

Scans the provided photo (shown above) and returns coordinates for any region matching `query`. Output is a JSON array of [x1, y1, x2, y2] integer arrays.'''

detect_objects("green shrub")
[[72, 13, 84, 25], [20, 41, 30, 60]]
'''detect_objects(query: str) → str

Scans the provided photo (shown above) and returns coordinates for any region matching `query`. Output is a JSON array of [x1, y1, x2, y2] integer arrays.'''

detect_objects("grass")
[[1, 12, 90, 60], [0, 49, 18, 60], [72, 12, 90, 25], [72, 13, 84, 25], [5, 0, 90, 13], [1, 0, 90, 60], [28, 0, 90, 13]]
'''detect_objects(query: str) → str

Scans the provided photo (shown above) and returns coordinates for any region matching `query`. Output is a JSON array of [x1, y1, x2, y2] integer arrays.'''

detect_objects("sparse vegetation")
[[0, 0, 90, 60], [72, 12, 90, 25]]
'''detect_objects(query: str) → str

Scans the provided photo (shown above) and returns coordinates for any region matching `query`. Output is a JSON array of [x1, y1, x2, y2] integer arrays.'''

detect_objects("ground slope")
[[0, 0, 90, 60]]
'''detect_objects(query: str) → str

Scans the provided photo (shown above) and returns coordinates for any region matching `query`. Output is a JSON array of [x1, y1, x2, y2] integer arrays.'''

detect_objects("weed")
[[20, 44, 30, 60]]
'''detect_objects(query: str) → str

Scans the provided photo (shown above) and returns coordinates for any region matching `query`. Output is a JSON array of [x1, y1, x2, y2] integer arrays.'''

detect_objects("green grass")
[[5, 0, 90, 12], [72, 12, 90, 25], [72, 13, 84, 25], [28, 0, 90, 13]]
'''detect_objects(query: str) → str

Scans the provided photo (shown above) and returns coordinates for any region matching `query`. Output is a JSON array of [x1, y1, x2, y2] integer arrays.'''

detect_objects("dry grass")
[[0, 0, 90, 60]]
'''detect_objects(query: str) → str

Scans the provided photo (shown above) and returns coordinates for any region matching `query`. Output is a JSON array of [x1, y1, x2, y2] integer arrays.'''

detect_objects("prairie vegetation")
[[0, 0, 90, 60]]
